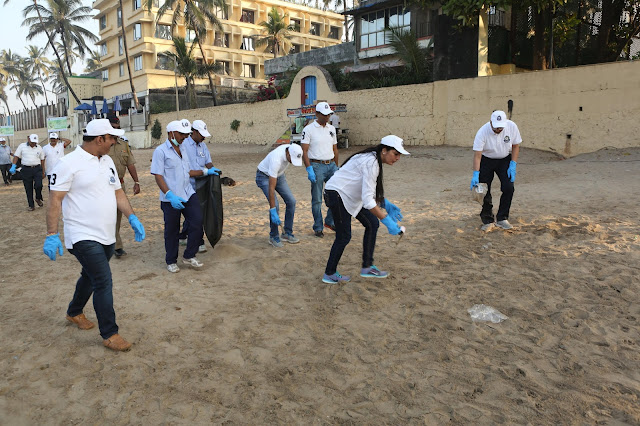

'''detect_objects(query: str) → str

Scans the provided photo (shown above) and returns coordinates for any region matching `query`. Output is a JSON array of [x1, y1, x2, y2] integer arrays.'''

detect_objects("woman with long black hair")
[[322, 135, 409, 284]]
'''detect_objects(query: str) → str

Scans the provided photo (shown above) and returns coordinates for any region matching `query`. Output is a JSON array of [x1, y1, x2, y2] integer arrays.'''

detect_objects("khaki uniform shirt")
[[109, 140, 136, 182]]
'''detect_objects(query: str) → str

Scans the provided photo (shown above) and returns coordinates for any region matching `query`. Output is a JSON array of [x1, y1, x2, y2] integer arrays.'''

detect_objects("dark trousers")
[[67, 241, 118, 340], [324, 190, 379, 275], [0, 164, 10, 184], [178, 218, 205, 246], [479, 154, 514, 224], [160, 194, 203, 264], [21, 165, 43, 208]]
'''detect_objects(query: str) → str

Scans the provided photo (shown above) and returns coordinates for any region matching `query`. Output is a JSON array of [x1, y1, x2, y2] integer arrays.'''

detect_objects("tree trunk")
[[39, 73, 50, 104], [59, 23, 74, 76], [9, 76, 28, 110], [195, 35, 218, 107], [532, 8, 548, 70], [344, 0, 349, 42], [31, 0, 81, 104], [119, 0, 140, 110]]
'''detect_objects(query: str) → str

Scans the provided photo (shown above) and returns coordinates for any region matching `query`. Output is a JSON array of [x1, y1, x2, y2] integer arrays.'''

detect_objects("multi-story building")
[[93, 0, 345, 109]]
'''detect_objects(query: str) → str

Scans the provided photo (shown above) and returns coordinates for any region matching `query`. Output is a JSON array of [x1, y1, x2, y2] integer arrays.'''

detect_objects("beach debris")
[[468, 304, 508, 323]]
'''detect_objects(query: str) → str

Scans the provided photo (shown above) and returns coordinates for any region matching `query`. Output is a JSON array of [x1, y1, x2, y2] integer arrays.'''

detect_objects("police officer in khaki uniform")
[[108, 115, 140, 258]]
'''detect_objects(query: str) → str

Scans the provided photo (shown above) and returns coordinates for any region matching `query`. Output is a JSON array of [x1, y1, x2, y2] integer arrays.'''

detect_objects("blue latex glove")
[[206, 167, 220, 176], [9, 164, 17, 174], [470, 170, 480, 190], [128, 214, 146, 242], [43, 233, 64, 261], [381, 215, 402, 235], [269, 207, 281, 226], [165, 190, 187, 210], [306, 166, 317, 183], [507, 160, 517, 183], [383, 199, 403, 222]]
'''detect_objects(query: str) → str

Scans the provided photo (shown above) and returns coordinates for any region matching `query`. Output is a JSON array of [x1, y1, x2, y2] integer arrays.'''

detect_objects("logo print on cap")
[[182, 120, 189, 127], [496, 115, 502, 121]]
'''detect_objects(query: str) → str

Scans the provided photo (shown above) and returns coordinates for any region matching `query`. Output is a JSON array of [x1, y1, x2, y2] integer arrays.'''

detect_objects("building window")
[[240, 9, 254, 24], [290, 44, 301, 54], [155, 55, 173, 70], [119, 63, 124, 76], [214, 32, 229, 47], [155, 24, 172, 40], [310, 22, 321, 36], [102, 69, 109, 81], [185, 29, 197, 42], [240, 36, 254, 51], [328, 26, 340, 39], [99, 15, 106, 30], [291, 19, 301, 31], [117, 7, 122, 27], [100, 44, 107, 56], [134, 55, 143, 71], [216, 61, 230, 75], [215, 6, 228, 20], [242, 64, 256, 78], [133, 0, 141, 11], [133, 23, 142, 40], [360, 7, 410, 49], [118, 36, 124, 55]]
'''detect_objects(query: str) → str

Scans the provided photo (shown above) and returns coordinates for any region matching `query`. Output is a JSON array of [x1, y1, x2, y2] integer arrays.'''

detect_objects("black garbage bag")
[[195, 174, 223, 248]]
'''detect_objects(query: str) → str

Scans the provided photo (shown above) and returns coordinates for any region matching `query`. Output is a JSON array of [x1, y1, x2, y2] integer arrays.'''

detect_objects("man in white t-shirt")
[[470, 110, 522, 231], [10, 134, 45, 210], [255, 143, 303, 247], [329, 113, 340, 134], [301, 102, 339, 237], [42, 132, 71, 189], [43, 119, 146, 352]]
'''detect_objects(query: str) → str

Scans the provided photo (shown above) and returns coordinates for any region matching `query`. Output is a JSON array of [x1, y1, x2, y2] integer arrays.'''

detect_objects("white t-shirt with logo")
[[301, 120, 337, 161], [325, 152, 379, 217], [258, 144, 290, 178], [42, 142, 66, 174], [14, 142, 44, 166], [49, 146, 122, 249], [472, 121, 522, 159], [330, 114, 340, 128]]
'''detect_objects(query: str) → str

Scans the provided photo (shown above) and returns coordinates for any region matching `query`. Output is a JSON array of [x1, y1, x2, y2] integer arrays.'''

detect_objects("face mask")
[[170, 132, 179, 146]]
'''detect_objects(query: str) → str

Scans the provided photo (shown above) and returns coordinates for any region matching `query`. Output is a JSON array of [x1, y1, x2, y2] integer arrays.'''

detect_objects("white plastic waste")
[[468, 304, 508, 323]]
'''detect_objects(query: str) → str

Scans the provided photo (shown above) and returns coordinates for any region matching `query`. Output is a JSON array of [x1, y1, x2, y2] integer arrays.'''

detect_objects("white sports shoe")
[[481, 223, 495, 232], [182, 257, 203, 268], [167, 263, 180, 273], [198, 244, 207, 253], [496, 220, 513, 230]]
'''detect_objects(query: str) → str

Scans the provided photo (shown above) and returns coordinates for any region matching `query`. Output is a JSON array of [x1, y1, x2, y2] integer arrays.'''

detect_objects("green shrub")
[[230, 119, 240, 132], [151, 119, 163, 140]]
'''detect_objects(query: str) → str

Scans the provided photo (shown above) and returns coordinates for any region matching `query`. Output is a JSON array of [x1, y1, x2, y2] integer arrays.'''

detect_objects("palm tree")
[[0, 50, 29, 110], [255, 7, 296, 58], [3, 0, 81, 104], [14, 62, 44, 108], [48, 63, 67, 94], [0, 75, 12, 116], [148, 0, 228, 106], [159, 37, 220, 109], [388, 26, 433, 84], [22, 0, 98, 76], [84, 50, 102, 73], [26, 45, 54, 104]]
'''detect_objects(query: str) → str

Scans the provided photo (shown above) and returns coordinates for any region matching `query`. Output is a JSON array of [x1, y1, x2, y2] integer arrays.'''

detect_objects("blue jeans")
[[324, 190, 379, 275], [160, 194, 203, 264], [67, 240, 118, 340], [255, 170, 296, 238], [310, 161, 338, 232]]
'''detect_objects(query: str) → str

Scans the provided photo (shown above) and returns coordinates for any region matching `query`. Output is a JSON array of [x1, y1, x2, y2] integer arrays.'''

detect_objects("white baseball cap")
[[287, 143, 303, 166], [119, 135, 128, 142], [167, 119, 191, 134], [49, 132, 59, 139], [29, 134, 39, 143], [0, 137, 5, 142], [192, 119, 211, 137], [490, 110, 507, 128], [315, 102, 333, 116], [381, 135, 410, 155], [84, 119, 125, 137]]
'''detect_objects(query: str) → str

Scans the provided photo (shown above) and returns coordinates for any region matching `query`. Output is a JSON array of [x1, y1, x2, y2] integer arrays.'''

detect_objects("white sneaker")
[[496, 220, 513, 230], [167, 263, 180, 273], [198, 244, 207, 253], [182, 257, 203, 268], [481, 223, 495, 232]]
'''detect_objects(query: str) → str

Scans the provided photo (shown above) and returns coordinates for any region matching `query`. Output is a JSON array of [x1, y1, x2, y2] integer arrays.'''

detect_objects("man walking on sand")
[[42, 132, 71, 190], [43, 119, 146, 352], [301, 102, 339, 238], [470, 110, 522, 231], [10, 134, 45, 211]]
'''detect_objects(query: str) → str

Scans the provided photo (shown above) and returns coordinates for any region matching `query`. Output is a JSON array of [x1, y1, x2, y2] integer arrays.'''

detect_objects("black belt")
[[22, 165, 41, 168], [310, 159, 333, 165]]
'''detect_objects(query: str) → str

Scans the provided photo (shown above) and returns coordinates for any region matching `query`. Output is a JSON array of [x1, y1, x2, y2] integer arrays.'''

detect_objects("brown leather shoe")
[[103, 334, 132, 351], [36, 199, 44, 207], [66, 313, 95, 330]]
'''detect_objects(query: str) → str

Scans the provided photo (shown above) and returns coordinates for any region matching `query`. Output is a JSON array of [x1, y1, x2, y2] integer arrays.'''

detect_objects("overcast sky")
[[0, 0, 99, 114]]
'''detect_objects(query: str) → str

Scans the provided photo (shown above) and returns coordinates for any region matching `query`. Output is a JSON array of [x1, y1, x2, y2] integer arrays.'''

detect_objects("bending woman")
[[322, 135, 409, 284]]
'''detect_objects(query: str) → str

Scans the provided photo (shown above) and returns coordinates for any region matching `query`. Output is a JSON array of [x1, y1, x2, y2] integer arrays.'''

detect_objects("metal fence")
[[7, 100, 68, 132]]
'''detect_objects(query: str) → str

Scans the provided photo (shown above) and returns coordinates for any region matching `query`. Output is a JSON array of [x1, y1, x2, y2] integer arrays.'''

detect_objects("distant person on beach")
[[10, 134, 44, 211], [43, 132, 71, 190], [321, 135, 409, 284], [469, 110, 522, 231], [43, 119, 145, 352], [0, 137, 12, 185]]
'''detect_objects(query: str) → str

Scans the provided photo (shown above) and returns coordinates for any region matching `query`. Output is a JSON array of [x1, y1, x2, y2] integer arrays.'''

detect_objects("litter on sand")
[[468, 304, 508, 323]]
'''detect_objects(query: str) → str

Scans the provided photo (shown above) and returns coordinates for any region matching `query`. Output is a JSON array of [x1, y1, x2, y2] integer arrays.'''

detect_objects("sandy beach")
[[0, 143, 638, 424]]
